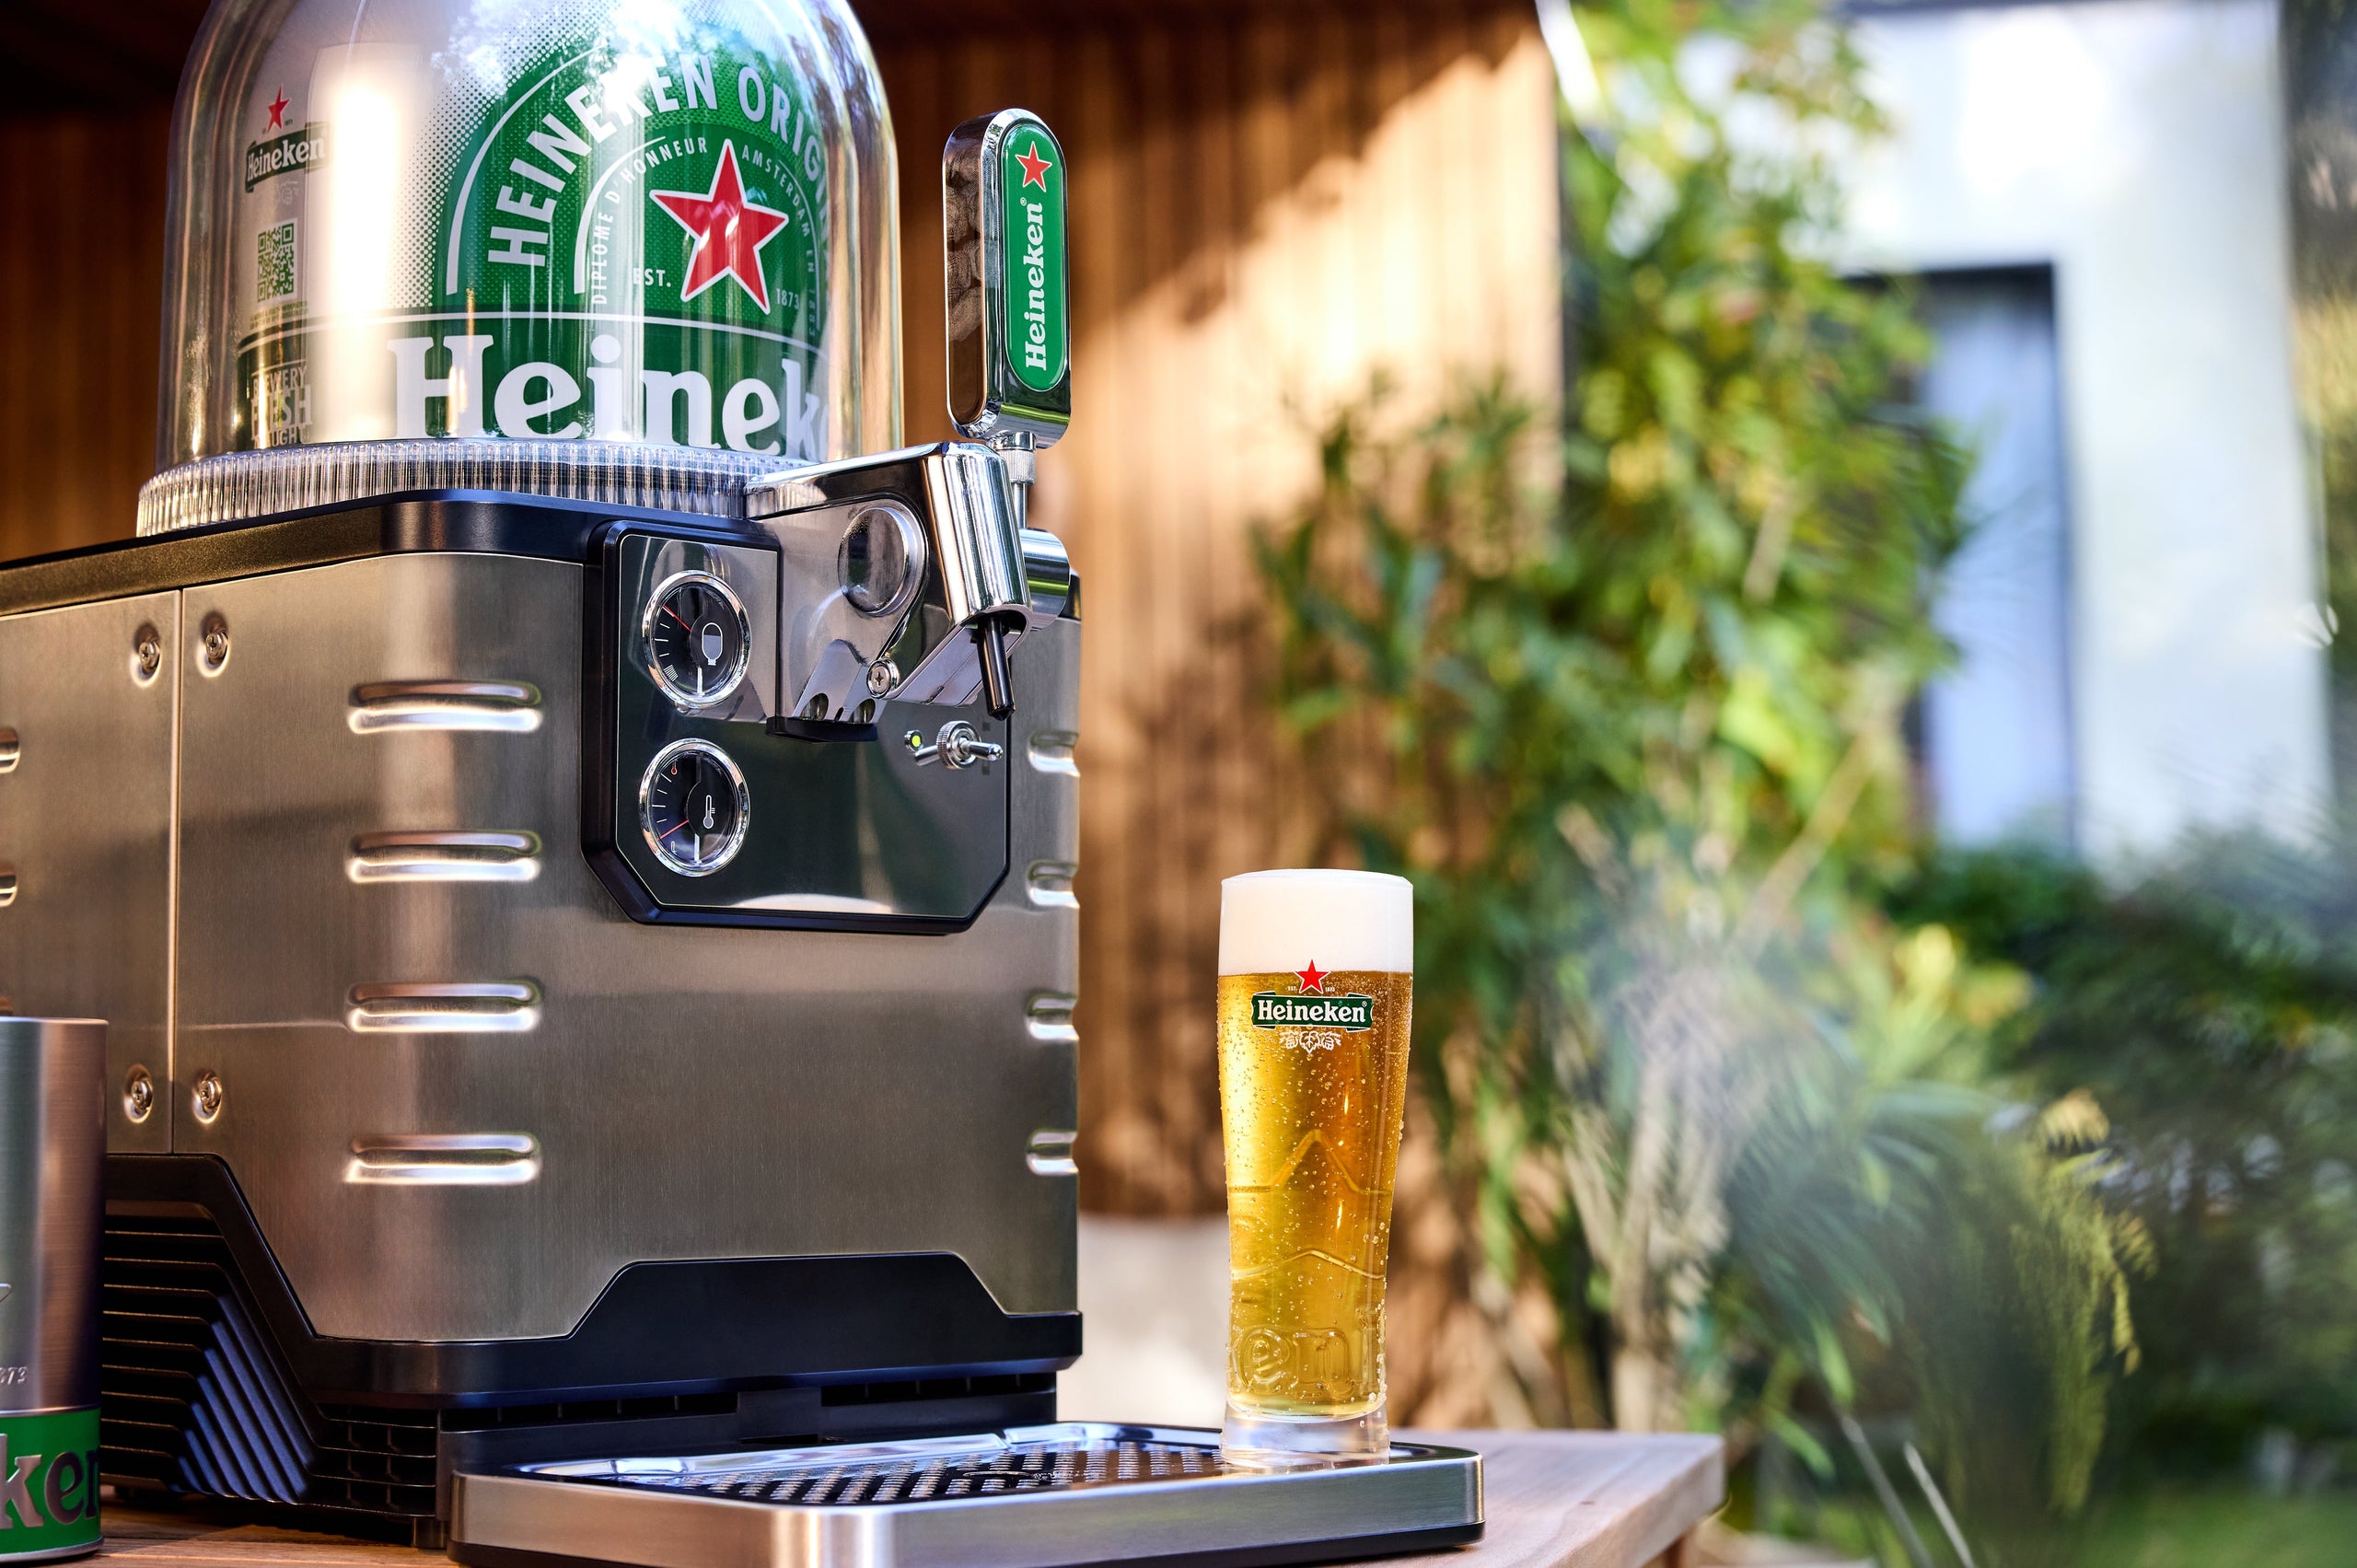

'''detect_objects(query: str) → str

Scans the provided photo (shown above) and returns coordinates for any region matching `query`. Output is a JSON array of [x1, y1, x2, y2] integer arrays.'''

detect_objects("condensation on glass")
[[154, 0, 901, 485]]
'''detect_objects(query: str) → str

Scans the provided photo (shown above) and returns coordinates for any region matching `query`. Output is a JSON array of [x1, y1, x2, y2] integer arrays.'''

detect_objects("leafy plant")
[[1250, 0, 2141, 1546], [1900, 839, 2357, 1483]]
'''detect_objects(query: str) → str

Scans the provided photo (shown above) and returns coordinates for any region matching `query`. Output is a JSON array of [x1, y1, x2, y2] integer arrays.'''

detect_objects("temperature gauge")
[[639, 740, 750, 877], [644, 571, 750, 709]]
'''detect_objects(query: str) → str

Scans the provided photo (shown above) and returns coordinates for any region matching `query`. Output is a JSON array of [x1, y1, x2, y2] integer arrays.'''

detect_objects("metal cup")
[[0, 1019, 106, 1561]]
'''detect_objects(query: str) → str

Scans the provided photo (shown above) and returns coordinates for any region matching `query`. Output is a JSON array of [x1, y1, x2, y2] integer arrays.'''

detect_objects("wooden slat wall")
[[0, 10, 1562, 1228], [877, 9, 1563, 1215], [0, 110, 170, 559]]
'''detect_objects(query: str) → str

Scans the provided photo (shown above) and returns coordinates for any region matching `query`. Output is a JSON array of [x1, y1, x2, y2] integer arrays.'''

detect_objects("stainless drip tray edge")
[[448, 1423, 1484, 1568]]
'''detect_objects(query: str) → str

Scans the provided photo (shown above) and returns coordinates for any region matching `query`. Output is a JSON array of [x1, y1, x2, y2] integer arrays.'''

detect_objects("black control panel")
[[582, 521, 1011, 931]]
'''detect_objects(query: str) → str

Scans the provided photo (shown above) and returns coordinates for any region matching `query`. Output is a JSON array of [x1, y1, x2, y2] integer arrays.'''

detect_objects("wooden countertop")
[[91, 1431, 1725, 1568]]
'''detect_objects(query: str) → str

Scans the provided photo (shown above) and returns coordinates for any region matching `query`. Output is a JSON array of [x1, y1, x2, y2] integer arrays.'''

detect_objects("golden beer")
[[1217, 870, 1413, 1467]]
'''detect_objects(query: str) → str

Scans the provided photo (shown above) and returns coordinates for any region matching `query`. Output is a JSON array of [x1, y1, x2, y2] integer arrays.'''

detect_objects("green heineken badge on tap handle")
[[944, 110, 1072, 448], [942, 108, 1071, 716]]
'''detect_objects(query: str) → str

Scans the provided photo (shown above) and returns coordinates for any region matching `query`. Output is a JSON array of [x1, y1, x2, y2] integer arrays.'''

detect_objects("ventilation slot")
[[819, 1371, 1055, 1409], [440, 1393, 737, 1433]]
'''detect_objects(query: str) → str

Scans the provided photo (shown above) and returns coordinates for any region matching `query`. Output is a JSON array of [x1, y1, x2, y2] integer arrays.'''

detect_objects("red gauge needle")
[[664, 605, 694, 632], [659, 818, 691, 842]]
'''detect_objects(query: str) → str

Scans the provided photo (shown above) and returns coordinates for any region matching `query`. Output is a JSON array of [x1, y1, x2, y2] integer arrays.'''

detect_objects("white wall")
[[1059, 1215, 1228, 1428], [1848, 0, 2331, 857]]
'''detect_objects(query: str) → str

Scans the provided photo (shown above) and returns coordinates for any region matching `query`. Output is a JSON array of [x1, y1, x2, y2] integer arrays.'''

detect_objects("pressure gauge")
[[639, 740, 750, 877], [644, 571, 751, 709]]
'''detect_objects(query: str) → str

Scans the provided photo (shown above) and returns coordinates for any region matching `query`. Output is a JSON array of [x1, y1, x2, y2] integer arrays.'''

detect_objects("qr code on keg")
[[258, 220, 297, 304]]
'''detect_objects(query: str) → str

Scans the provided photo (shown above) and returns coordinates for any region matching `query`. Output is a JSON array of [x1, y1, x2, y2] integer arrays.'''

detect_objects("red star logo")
[[1016, 142, 1053, 190], [266, 90, 289, 132], [650, 142, 790, 313], [1294, 961, 1329, 995]]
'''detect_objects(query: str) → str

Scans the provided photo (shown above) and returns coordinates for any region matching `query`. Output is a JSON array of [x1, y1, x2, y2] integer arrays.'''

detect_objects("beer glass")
[[1217, 868, 1412, 1468]]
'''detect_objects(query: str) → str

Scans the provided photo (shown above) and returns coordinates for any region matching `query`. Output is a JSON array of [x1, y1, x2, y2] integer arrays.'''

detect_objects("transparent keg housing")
[[147, 0, 900, 532]]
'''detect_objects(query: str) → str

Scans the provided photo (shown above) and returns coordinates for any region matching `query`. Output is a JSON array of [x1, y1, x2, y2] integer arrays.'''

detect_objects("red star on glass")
[[651, 142, 790, 313], [266, 90, 289, 132], [1016, 143, 1053, 190], [1294, 961, 1329, 994]]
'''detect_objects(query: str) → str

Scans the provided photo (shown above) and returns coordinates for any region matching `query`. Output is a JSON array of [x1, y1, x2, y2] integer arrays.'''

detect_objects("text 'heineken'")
[[158, 0, 900, 469], [1217, 870, 1414, 1469]]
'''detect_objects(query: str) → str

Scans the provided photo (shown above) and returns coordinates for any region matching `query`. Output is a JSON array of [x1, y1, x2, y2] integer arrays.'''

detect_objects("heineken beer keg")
[[0, 1020, 105, 1562], [147, 0, 898, 530]]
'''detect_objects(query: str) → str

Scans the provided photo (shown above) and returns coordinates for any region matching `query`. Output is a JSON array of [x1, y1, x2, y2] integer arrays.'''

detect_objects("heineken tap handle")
[[943, 108, 1070, 466], [944, 108, 1069, 720]]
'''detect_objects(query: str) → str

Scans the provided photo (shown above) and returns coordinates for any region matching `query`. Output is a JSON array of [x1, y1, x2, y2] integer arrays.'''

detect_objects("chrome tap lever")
[[748, 445, 1039, 726], [975, 620, 1016, 717], [944, 108, 1072, 719], [744, 108, 1074, 736]]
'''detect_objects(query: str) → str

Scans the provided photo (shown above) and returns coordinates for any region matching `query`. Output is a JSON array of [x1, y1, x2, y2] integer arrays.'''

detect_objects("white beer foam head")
[[1219, 868, 1413, 975]]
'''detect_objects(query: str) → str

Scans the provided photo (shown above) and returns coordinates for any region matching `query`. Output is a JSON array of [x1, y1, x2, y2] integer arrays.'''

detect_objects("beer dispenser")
[[0, 2, 1480, 1563]]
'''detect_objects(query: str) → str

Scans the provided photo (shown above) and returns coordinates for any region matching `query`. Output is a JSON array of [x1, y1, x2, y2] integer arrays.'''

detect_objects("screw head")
[[124, 1066, 155, 1123], [198, 614, 230, 674], [132, 625, 162, 683], [192, 1071, 224, 1123], [865, 657, 900, 697]]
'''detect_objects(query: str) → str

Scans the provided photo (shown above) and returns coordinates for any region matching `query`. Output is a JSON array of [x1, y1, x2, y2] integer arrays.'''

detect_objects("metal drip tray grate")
[[639, 1433, 1229, 1504], [451, 1423, 1482, 1568]]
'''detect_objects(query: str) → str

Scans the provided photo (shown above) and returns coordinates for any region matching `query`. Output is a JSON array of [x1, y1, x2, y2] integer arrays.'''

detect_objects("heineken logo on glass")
[[245, 123, 326, 192], [1251, 962, 1376, 1033]]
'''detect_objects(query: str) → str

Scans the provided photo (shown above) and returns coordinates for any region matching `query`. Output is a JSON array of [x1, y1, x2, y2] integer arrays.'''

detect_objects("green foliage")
[[1250, 0, 2144, 1549], [1900, 840, 2357, 1479]]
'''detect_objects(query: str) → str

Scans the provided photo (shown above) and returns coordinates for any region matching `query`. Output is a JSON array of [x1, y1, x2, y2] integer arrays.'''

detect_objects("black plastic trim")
[[106, 1156, 1081, 1407], [768, 715, 881, 742]]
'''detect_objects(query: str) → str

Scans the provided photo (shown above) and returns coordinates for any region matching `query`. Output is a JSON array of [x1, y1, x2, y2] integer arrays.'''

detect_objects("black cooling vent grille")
[[100, 1211, 438, 1518]]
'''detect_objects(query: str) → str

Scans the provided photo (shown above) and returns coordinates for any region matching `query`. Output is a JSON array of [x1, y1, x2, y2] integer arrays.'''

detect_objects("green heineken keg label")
[[234, 27, 830, 459], [999, 123, 1066, 393], [0, 1408, 99, 1556]]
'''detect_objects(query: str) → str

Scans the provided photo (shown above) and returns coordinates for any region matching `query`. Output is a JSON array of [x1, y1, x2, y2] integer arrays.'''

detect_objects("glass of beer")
[[1217, 868, 1413, 1468]]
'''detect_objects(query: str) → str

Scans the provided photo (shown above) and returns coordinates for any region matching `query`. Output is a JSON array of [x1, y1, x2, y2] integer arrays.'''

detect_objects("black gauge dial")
[[644, 572, 750, 709], [640, 740, 749, 877]]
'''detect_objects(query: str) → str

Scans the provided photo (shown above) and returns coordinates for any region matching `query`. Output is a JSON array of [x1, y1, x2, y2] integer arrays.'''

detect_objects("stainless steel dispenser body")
[[3, 0, 1098, 1534], [0, 474, 1081, 1530]]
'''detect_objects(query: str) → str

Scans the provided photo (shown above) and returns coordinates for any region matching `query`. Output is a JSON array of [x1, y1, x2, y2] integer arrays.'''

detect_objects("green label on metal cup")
[[998, 122, 1067, 393], [0, 1408, 100, 1558]]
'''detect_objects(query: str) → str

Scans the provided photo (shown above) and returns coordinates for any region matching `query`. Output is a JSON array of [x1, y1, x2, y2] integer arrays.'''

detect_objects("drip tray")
[[449, 1422, 1483, 1568]]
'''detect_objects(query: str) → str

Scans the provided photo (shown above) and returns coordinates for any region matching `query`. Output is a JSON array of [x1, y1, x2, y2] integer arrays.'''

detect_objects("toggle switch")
[[906, 720, 1004, 771]]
